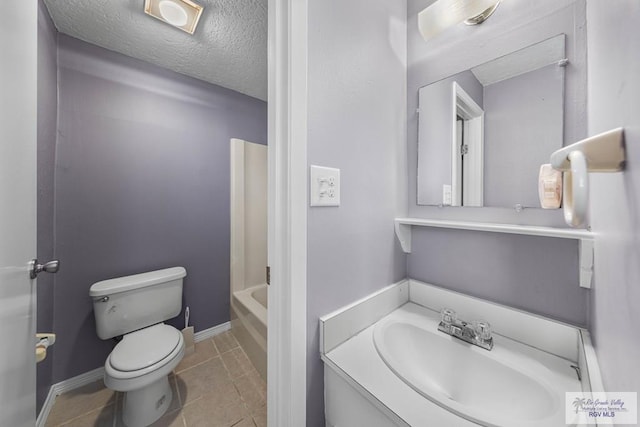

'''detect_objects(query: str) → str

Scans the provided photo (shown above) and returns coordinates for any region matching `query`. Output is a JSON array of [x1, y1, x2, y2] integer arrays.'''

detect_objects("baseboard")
[[54, 366, 105, 395], [194, 321, 231, 342], [36, 386, 57, 427], [36, 367, 104, 427], [36, 321, 230, 427]]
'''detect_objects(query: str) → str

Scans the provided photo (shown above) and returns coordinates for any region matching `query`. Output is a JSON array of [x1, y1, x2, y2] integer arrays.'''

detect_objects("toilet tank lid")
[[90, 267, 187, 298]]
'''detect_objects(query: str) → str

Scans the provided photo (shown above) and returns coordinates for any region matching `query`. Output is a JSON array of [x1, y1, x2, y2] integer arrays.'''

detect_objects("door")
[[0, 1, 38, 426], [451, 82, 484, 207]]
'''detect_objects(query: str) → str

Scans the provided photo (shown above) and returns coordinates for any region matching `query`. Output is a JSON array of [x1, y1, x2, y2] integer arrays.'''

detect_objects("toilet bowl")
[[106, 324, 185, 426], [90, 267, 187, 427]]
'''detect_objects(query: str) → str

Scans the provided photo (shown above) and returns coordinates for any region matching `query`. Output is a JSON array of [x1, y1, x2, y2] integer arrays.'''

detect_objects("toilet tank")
[[90, 267, 186, 340]]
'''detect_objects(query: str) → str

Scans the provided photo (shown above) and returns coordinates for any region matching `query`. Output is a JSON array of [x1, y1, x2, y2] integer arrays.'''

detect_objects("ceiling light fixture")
[[159, 1, 189, 27], [144, 0, 204, 35], [418, 0, 500, 41]]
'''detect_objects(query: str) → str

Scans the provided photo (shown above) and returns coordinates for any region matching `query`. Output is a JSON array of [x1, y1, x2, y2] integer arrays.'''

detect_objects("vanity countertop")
[[323, 303, 479, 426], [320, 280, 598, 427]]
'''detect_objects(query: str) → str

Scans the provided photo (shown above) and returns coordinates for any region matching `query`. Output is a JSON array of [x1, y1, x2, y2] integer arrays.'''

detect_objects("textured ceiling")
[[44, 0, 267, 100]]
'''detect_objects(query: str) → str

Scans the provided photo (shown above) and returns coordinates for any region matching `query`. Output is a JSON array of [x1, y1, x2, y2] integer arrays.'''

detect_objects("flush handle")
[[29, 259, 60, 279]]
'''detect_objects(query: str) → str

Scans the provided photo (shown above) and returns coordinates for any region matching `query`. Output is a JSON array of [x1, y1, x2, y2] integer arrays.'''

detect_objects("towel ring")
[[550, 128, 625, 228]]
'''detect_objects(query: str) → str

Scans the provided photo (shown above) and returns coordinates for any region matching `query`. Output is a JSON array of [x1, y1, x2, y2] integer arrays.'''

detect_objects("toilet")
[[90, 267, 187, 427]]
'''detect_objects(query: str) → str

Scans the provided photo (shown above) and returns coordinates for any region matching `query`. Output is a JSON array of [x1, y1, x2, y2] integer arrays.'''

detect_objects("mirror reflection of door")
[[452, 82, 484, 207], [455, 116, 464, 205], [416, 34, 567, 208]]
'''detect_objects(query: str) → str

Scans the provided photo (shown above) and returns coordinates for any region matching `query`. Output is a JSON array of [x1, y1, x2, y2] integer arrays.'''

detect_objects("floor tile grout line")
[[231, 380, 247, 409], [174, 354, 217, 376], [173, 374, 183, 410], [47, 331, 264, 427], [62, 406, 113, 427], [213, 331, 241, 355], [174, 338, 220, 375], [218, 349, 236, 380], [221, 346, 255, 381], [46, 380, 117, 427], [111, 392, 119, 427], [51, 399, 117, 427], [211, 335, 221, 355]]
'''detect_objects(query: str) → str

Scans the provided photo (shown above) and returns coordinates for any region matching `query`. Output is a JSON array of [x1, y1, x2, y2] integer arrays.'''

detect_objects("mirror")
[[417, 35, 566, 208]]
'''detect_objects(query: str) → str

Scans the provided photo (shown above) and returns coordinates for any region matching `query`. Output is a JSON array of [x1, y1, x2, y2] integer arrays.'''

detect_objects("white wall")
[[230, 140, 268, 295], [587, 0, 640, 394], [305, 1, 407, 425], [244, 142, 268, 288]]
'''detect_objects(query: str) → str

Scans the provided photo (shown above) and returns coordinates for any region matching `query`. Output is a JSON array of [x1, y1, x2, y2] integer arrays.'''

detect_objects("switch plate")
[[310, 165, 340, 207]]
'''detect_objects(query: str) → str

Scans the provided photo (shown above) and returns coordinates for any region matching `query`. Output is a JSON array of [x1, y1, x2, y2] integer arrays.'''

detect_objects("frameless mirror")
[[417, 34, 566, 208]]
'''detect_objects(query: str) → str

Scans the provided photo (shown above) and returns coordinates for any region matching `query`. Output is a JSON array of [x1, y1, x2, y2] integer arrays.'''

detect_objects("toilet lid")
[[110, 324, 181, 372]]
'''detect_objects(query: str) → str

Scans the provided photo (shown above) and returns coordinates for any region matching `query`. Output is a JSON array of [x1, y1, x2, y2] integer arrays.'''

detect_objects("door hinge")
[[460, 144, 469, 156], [266, 266, 271, 285]]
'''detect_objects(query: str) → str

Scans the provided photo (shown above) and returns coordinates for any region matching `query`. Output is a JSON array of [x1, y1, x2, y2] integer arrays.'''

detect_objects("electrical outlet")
[[443, 184, 452, 205], [310, 165, 340, 207]]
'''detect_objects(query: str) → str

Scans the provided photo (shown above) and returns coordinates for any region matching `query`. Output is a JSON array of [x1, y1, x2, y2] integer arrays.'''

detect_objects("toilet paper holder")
[[36, 333, 56, 363], [550, 128, 625, 228]]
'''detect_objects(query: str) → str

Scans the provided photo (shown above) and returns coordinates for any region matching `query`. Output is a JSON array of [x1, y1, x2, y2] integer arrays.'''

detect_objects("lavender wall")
[[36, 0, 57, 412], [407, 0, 590, 326], [51, 35, 266, 382], [306, 0, 408, 425], [483, 63, 564, 207], [586, 0, 640, 395], [408, 228, 584, 325]]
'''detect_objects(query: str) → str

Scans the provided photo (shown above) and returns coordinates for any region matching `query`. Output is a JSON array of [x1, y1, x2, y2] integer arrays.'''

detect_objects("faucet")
[[438, 308, 494, 351]]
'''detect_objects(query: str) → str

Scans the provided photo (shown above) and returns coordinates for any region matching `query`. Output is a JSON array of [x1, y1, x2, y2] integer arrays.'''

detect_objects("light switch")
[[310, 165, 340, 207]]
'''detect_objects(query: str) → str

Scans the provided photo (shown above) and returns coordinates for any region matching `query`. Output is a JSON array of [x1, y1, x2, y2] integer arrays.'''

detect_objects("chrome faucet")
[[438, 308, 494, 351]]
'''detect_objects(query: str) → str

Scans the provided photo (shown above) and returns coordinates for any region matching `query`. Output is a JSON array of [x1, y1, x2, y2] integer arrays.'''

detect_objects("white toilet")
[[90, 267, 187, 427]]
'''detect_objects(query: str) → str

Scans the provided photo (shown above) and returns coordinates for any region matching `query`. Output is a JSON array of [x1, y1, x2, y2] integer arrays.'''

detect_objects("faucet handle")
[[473, 321, 492, 341], [441, 308, 457, 325]]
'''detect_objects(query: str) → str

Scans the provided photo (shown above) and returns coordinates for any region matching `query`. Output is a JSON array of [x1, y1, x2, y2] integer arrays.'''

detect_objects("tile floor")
[[45, 331, 266, 427]]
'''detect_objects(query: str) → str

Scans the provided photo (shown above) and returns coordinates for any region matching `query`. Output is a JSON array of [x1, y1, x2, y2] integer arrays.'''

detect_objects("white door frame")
[[451, 82, 484, 207], [267, 0, 308, 425]]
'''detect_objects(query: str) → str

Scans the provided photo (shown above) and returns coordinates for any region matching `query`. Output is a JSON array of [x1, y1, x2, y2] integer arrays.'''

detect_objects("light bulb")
[[158, 0, 189, 27]]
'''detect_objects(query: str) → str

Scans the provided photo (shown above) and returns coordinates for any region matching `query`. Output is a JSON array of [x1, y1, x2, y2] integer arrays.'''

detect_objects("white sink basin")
[[373, 309, 578, 426]]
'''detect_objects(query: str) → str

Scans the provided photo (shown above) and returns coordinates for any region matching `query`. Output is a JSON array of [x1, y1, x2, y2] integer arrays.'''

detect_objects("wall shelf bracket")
[[394, 220, 412, 253], [579, 238, 594, 289]]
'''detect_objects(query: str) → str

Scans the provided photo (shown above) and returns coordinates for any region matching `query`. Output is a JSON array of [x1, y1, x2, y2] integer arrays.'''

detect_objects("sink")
[[373, 309, 575, 427]]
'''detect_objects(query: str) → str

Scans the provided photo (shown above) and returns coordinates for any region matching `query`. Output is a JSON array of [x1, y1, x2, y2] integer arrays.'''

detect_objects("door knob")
[[29, 259, 60, 279]]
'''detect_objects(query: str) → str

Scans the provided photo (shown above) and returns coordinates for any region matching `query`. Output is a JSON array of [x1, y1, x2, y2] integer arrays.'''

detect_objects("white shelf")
[[395, 218, 594, 288]]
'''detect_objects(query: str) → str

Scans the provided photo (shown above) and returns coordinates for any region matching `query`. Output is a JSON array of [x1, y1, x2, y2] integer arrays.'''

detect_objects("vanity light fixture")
[[418, 0, 500, 41], [144, 0, 204, 35]]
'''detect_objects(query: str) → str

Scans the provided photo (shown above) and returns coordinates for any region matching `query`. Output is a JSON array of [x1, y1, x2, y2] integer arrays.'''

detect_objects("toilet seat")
[[104, 323, 185, 392], [111, 323, 181, 372]]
